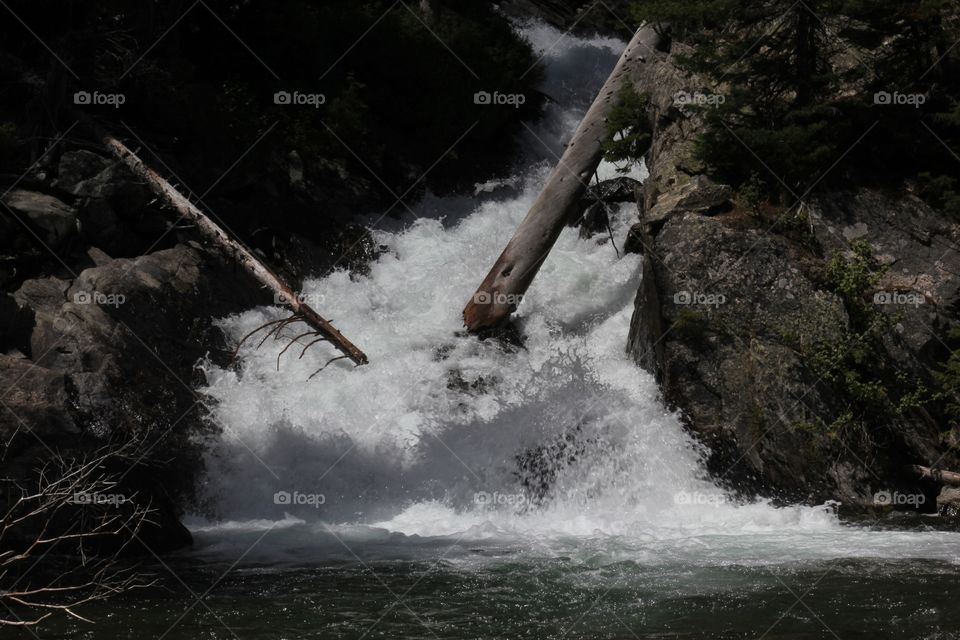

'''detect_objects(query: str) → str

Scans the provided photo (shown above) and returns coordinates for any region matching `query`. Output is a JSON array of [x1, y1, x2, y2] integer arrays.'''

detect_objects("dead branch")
[[907, 464, 960, 486], [78, 116, 369, 367], [0, 441, 156, 627], [229, 311, 352, 376]]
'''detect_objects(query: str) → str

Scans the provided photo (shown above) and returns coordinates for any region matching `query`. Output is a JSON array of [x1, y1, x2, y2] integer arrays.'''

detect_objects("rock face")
[[938, 486, 960, 517], [2, 189, 77, 247], [626, 43, 960, 507], [2, 140, 388, 554], [1, 146, 286, 554], [2, 241, 270, 551]]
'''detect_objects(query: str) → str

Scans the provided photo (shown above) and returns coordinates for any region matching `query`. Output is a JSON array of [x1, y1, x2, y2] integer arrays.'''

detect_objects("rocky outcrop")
[[2, 139, 390, 554], [2, 189, 77, 248], [626, 42, 960, 508], [2, 240, 273, 551], [938, 486, 960, 517], [0, 145, 293, 553]]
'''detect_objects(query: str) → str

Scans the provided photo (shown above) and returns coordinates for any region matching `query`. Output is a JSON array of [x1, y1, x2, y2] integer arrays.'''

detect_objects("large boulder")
[[4, 242, 271, 553], [937, 486, 960, 518], [1, 189, 77, 248], [628, 212, 867, 501], [0, 353, 78, 448], [625, 43, 960, 507], [55, 149, 112, 193]]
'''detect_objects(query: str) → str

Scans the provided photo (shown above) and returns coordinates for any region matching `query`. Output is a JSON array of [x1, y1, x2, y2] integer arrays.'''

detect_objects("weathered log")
[[4, 44, 369, 368], [92, 125, 369, 366], [907, 464, 960, 487], [463, 26, 662, 331]]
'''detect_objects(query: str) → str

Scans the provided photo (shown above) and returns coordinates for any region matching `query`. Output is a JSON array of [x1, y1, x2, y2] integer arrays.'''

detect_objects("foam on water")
[[194, 22, 960, 567]]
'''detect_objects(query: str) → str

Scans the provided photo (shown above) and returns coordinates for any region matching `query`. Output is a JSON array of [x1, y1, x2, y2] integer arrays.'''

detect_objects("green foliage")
[[918, 172, 960, 219], [602, 83, 652, 170], [807, 245, 930, 438], [629, 0, 960, 214], [738, 172, 768, 216], [824, 240, 882, 328], [0, 1, 542, 205], [673, 308, 711, 343], [934, 329, 960, 423], [631, 0, 738, 41]]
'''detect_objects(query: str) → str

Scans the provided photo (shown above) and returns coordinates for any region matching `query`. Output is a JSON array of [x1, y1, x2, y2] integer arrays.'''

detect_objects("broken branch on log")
[[463, 26, 662, 331], [907, 464, 960, 486]]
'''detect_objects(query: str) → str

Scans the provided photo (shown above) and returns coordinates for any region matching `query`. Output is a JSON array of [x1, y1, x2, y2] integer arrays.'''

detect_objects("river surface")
[[20, 21, 960, 640]]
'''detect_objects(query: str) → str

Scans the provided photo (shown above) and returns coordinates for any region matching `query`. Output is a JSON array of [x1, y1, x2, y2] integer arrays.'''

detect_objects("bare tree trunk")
[[95, 128, 369, 366], [462, 26, 662, 331], [908, 464, 960, 486]]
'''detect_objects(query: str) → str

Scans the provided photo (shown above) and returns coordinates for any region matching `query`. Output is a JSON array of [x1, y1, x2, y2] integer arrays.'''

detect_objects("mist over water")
[[195, 22, 960, 569]]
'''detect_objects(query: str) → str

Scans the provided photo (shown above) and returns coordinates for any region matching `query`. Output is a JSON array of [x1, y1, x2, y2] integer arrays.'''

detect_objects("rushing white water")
[[194, 21, 960, 567]]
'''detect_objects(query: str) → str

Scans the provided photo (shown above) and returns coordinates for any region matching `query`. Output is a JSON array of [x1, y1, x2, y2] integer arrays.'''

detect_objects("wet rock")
[[4, 242, 270, 554], [577, 201, 611, 239], [585, 176, 643, 204], [625, 45, 960, 505], [2, 189, 77, 247], [55, 149, 112, 192], [86, 246, 113, 266], [628, 212, 862, 502], [514, 425, 592, 505], [57, 150, 152, 217], [937, 486, 960, 518], [644, 174, 733, 232], [0, 353, 78, 454], [13, 275, 70, 316], [623, 222, 645, 255]]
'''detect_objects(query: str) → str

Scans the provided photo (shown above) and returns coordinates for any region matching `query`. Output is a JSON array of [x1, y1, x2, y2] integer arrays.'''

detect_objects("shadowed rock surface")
[[625, 40, 960, 509]]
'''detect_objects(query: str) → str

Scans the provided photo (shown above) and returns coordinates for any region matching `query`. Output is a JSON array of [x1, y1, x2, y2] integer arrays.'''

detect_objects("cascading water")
[[191, 22, 960, 570], [8, 20, 960, 640]]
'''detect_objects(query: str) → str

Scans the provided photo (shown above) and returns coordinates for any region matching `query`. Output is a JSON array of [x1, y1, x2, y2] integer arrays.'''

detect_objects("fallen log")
[[4, 47, 369, 369], [463, 26, 662, 331], [907, 464, 960, 486], [90, 123, 369, 366]]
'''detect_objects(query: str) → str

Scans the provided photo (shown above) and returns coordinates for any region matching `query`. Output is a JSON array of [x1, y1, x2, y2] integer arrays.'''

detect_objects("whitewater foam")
[[193, 21, 960, 567]]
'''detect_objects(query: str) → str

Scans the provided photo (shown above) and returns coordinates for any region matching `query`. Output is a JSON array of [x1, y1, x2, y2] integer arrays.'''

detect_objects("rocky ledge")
[[626, 42, 960, 515], [1, 147, 377, 553]]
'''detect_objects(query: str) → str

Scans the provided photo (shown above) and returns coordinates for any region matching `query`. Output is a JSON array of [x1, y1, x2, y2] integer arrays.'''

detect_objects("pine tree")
[[631, 0, 960, 212]]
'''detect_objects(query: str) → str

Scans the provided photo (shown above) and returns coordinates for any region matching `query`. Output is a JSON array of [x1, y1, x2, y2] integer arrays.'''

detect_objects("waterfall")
[[192, 21, 959, 568]]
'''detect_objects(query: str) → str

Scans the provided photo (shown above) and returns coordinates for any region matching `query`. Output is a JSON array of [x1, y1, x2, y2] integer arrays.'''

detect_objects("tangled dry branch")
[[0, 441, 155, 626], [231, 313, 358, 378]]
